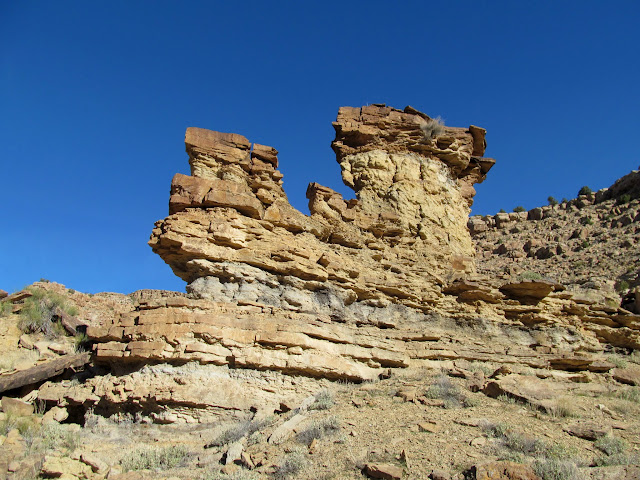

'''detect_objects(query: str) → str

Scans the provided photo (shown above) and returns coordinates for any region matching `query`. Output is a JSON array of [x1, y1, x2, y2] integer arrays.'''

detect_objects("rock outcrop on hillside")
[[2, 107, 640, 480], [85, 106, 640, 384], [470, 169, 640, 310]]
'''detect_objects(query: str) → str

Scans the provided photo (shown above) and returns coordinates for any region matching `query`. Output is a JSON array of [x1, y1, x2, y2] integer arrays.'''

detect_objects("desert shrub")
[[420, 116, 445, 141], [296, 416, 340, 445], [593, 435, 636, 466], [468, 361, 493, 376], [608, 354, 629, 368], [595, 435, 627, 456], [31, 423, 78, 453], [497, 394, 517, 405], [615, 280, 630, 293], [121, 445, 189, 471], [0, 301, 13, 317], [74, 333, 90, 352], [499, 209, 506, 213], [520, 271, 543, 281], [309, 389, 334, 411], [547, 196, 558, 206], [18, 287, 78, 337], [545, 398, 577, 418], [533, 457, 581, 480], [617, 194, 632, 205], [209, 417, 273, 447], [274, 448, 307, 479], [424, 374, 471, 408], [513, 206, 526, 213], [561, 198, 569, 203], [578, 186, 592, 196], [616, 387, 640, 404], [0, 412, 36, 437]]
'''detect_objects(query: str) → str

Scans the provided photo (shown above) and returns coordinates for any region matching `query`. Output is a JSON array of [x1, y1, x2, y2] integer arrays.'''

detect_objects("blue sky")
[[1, 1, 638, 294]]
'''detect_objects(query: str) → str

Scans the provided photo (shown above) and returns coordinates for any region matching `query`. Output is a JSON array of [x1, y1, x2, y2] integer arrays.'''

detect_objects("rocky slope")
[[470, 169, 640, 311], [1, 105, 639, 480]]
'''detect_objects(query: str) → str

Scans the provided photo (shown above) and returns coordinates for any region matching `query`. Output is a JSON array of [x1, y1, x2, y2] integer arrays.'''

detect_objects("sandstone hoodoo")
[[150, 104, 495, 307]]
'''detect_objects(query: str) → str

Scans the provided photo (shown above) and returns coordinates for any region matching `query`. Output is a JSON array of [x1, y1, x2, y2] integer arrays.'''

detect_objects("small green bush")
[[561, 198, 569, 203], [520, 271, 543, 281], [617, 194, 632, 205], [547, 196, 558, 206], [31, 423, 78, 453], [578, 186, 592, 196], [499, 209, 506, 213], [74, 333, 90, 353], [18, 288, 78, 338], [608, 354, 629, 368], [615, 280, 630, 293], [121, 445, 189, 471], [513, 206, 526, 212]]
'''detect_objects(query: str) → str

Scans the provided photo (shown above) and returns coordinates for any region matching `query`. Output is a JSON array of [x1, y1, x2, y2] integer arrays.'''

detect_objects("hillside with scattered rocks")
[[1, 105, 639, 480]]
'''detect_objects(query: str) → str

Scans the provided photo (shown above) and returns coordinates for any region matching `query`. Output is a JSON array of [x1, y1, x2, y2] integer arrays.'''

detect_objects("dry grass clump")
[[607, 354, 629, 368], [616, 386, 640, 403], [296, 415, 340, 445], [592, 434, 638, 466], [30, 423, 78, 453], [479, 420, 581, 480], [424, 374, 472, 408], [420, 116, 445, 140], [274, 448, 308, 479], [208, 417, 274, 447], [0, 300, 13, 317], [309, 389, 335, 411], [546, 398, 577, 418], [120, 444, 189, 471]]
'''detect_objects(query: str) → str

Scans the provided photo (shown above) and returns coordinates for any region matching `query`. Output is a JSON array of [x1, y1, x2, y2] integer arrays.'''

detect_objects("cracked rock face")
[[149, 105, 495, 311]]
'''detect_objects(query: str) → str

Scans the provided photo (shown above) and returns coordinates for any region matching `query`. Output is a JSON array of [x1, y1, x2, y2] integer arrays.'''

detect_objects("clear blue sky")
[[1, 1, 638, 294]]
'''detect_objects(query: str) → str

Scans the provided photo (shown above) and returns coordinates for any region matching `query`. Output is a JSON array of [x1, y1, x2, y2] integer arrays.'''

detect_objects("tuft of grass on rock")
[[420, 116, 445, 140], [121, 445, 189, 471]]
